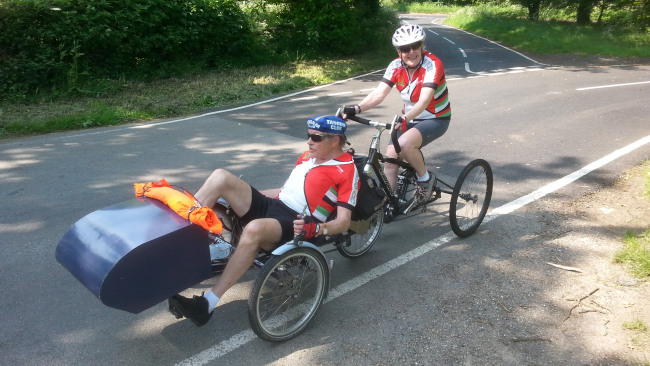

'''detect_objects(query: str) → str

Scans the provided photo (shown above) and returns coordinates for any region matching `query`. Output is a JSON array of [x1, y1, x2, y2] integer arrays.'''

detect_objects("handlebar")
[[346, 115, 402, 155]]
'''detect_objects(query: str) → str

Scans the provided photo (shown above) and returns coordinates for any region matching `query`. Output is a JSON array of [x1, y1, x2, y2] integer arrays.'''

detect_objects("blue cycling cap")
[[307, 115, 347, 135]]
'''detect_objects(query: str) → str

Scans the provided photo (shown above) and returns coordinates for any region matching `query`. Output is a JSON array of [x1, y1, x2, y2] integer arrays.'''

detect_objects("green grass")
[[0, 54, 392, 139], [445, 5, 650, 57], [614, 228, 650, 280], [623, 320, 649, 332]]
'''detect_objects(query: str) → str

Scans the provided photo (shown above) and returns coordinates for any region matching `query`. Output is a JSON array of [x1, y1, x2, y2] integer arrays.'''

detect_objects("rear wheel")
[[449, 159, 493, 237], [337, 209, 384, 258], [248, 247, 329, 342]]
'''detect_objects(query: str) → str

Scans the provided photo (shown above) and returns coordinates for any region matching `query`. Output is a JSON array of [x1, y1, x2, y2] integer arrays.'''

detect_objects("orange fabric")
[[134, 179, 222, 233]]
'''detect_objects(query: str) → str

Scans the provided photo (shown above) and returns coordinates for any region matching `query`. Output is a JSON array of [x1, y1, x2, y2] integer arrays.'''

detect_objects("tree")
[[515, 0, 545, 20], [576, 0, 599, 23]]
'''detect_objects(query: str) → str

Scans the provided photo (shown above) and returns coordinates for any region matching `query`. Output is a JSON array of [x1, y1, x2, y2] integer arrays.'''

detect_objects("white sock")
[[417, 171, 430, 182], [204, 290, 220, 312]]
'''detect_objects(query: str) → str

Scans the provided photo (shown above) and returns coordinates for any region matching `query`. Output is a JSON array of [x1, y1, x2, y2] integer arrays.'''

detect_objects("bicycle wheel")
[[449, 159, 493, 238], [248, 247, 329, 342], [337, 209, 384, 258]]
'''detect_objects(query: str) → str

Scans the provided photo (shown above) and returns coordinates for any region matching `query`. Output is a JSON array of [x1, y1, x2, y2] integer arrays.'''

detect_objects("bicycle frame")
[[349, 115, 452, 218], [358, 119, 411, 211]]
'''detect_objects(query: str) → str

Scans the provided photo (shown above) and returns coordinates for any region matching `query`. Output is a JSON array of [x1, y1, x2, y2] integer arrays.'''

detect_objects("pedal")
[[167, 298, 184, 319], [383, 208, 395, 223]]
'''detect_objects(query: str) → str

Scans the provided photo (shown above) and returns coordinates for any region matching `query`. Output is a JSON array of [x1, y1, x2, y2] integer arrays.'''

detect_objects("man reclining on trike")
[[168, 115, 359, 326]]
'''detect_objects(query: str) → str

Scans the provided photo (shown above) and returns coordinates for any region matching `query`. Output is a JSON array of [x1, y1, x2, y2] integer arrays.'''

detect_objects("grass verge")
[[445, 5, 650, 57], [0, 54, 392, 139], [614, 162, 650, 280]]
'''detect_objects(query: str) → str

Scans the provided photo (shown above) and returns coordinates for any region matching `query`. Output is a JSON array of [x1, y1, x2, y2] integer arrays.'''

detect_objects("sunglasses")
[[307, 133, 333, 142], [398, 42, 422, 53]]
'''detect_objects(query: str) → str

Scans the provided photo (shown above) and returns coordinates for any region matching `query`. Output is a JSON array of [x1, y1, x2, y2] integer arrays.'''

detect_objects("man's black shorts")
[[240, 187, 299, 245]]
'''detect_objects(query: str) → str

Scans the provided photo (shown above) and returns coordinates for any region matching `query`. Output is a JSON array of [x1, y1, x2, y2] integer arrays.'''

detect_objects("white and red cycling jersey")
[[278, 151, 359, 223], [382, 50, 451, 120]]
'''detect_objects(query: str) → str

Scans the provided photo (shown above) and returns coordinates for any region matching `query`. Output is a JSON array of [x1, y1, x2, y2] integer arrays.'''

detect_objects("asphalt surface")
[[1, 14, 649, 366]]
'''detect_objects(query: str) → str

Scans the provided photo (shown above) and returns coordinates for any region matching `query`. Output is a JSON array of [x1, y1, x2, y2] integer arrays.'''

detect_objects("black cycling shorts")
[[240, 187, 299, 245], [390, 117, 451, 147]]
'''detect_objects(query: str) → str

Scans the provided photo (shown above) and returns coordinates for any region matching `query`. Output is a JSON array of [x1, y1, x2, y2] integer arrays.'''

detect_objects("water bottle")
[[209, 241, 233, 261]]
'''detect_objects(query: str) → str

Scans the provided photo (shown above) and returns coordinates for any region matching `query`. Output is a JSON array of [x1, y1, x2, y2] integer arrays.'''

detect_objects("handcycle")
[[55, 113, 492, 344], [55, 158, 387, 343], [202, 113, 493, 341], [341, 113, 494, 244]]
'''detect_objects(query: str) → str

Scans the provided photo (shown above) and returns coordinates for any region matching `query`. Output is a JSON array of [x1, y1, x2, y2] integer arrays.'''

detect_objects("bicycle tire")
[[337, 209, 384, 258], [248, 246, 329, 342], [449, 159, 493, 238]]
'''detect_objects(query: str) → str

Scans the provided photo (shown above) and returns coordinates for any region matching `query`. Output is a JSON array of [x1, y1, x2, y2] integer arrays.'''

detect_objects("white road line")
[[441, 24, 544, 66], [328, 91, 353, 96], [488, 135, 650, 217], [175, 134, 650, 366], [290, 96, 319, 101], [576, 80, 650, 91]]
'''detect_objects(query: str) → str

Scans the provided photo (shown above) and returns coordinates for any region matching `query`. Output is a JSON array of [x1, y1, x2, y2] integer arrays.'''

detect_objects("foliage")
[[244, 0, 398, 58], [445, 4, 650, 57], [382, 0, 464, 12], [0, 0, 397, 102], [0, 0, 256, 101], [386, 0, 649, 28]]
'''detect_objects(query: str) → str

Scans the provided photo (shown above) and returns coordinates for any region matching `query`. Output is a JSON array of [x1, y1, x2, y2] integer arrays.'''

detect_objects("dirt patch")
[[531, 162, 650, 363]]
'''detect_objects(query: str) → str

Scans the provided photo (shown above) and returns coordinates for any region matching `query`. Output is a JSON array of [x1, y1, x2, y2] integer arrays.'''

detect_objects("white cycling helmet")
[[392, 24, 426, 47]]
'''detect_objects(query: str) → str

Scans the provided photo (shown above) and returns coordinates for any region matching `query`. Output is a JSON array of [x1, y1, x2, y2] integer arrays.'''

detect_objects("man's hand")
[[293, 215, 319, 239]]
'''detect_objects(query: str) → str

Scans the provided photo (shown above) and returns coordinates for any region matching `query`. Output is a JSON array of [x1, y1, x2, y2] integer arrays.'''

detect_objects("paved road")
[[1, 14, 649, 366]]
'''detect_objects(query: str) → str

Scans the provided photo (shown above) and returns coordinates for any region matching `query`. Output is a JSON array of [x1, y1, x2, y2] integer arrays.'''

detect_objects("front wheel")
[[248, 247, 329, 342], [337, 208, 384, 258], [449, 159, 493, 238]]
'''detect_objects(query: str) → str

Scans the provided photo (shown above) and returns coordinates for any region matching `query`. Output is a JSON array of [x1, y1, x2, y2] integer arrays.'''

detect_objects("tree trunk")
[[527, 0, 541, 20], [576, 0, 594, 24]]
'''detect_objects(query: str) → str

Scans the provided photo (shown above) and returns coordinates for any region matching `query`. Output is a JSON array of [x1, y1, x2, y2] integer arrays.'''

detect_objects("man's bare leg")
[[194, 168, 253, 216]]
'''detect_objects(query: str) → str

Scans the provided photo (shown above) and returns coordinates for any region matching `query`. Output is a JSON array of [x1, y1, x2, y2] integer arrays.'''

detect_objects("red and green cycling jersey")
[[382, 50, 451, 120], [278, 151, 359, 223]]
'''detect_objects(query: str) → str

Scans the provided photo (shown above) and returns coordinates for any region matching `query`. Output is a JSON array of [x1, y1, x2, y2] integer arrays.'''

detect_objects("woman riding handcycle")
[[339, 23, 452, 209]]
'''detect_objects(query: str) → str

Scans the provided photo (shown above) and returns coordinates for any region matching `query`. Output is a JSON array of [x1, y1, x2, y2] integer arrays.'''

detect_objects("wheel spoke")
[[249, 248, 328, 341]]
